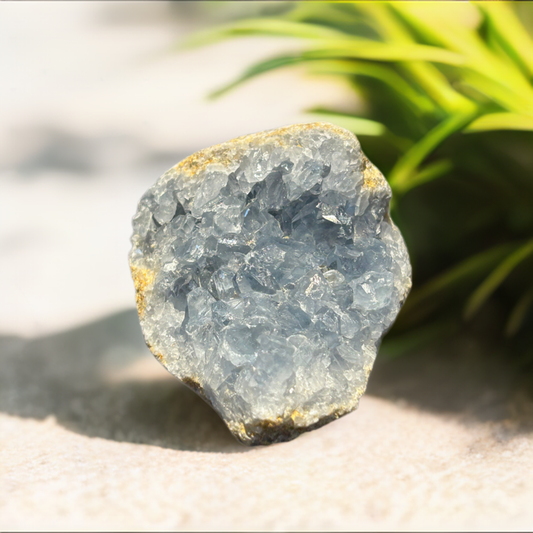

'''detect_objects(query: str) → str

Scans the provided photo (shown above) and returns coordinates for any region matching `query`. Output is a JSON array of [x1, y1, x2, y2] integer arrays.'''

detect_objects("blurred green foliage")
[[182, 2, 533, 360]]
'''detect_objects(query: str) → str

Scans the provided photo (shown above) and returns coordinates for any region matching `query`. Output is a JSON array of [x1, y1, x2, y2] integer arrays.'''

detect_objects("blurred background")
[[1, 1, 357, 338], [2, 2, 533, 530], [2, 2, 532, 359]]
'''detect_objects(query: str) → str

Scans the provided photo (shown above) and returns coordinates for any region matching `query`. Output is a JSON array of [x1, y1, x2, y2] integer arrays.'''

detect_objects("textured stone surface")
[[129, 123, 411, 444]]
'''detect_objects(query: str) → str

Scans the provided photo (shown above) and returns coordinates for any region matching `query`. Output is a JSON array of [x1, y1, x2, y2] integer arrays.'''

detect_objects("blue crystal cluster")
[[130, 124, 411, 444]]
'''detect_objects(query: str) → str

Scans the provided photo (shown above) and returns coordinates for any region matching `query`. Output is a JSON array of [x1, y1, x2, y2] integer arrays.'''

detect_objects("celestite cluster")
[[130, 123, 411, 445]]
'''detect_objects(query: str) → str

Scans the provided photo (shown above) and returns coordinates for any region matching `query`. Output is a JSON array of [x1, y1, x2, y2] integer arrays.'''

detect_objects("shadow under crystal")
[[0, 310, 247, 453], [1, 309, 531, 453]]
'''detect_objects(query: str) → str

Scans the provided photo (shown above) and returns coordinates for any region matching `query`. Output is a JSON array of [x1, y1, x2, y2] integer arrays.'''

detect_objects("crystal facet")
[[130, 123, 411, 445]]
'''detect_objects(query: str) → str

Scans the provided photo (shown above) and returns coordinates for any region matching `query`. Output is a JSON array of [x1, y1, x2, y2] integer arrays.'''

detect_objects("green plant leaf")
[[284, 2, 363, 29], [301, 39, 465, 65], [389, 106, 478, 189], [465, 239, 533, 320], [465, 113, 533, 133], [304, 111, 386, 136], [394, 159, 453, 194], [178, 18, 348, 50], [390, 3, 487, 60], [307, 107, 415, 153], [208, 54, 307, 98], [207, 39, 465, 101], [402, 243, 516, 316], [184, 7, 470, 116], [357, 3, 473, 113], [390, 3, 533, 97], [460, 70, 533, 115], [505, 284, 533, 337], [479, 2, 533, 79], [306, 59, 436, 115]]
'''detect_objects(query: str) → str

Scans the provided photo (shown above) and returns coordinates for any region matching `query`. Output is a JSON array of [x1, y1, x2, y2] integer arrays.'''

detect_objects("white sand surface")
[[1, 314, 532, 531]]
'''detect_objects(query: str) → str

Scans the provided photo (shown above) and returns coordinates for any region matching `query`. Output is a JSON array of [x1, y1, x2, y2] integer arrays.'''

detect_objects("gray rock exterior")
[[130, 123, 411, 445]]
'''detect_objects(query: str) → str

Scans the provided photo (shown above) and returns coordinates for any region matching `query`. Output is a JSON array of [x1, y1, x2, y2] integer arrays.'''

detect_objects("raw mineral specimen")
[[130, 123, 411, 445]]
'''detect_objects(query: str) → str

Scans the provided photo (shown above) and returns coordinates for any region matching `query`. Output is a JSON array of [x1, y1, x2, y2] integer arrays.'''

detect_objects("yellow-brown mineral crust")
[[130, 265, 155, 319]]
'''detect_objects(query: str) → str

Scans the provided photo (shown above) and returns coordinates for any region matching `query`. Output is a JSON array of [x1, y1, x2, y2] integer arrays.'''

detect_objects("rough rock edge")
[[169, 122, 388, 192], [180, 369, 371, 446]]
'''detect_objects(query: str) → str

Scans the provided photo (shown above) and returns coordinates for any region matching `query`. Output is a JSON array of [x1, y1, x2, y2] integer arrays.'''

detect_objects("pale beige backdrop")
[[1, 2, 532, 531]]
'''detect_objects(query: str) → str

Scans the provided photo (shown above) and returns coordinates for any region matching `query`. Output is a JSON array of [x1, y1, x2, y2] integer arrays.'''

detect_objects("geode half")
[[130, 123, 411, 445]]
